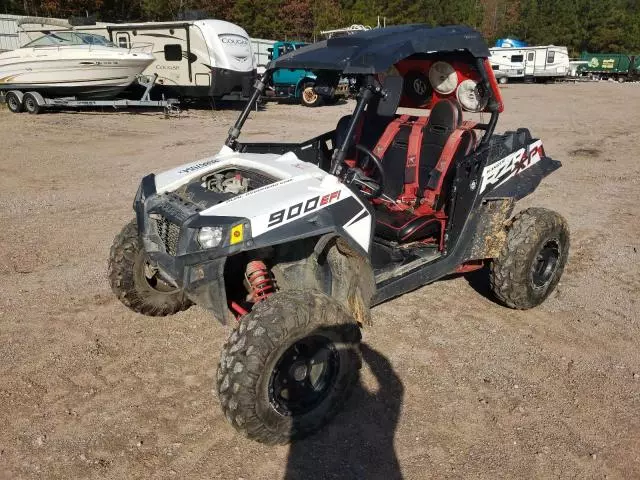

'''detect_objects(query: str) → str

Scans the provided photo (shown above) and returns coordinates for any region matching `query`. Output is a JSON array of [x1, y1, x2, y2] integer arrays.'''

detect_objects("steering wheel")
[[344, 144, 386, 199]]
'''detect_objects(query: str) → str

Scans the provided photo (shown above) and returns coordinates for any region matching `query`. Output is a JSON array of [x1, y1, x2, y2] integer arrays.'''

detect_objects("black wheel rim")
[[269, 335, 340, 416], [531, 239, 560, 288], [8, 96, 18, 110]]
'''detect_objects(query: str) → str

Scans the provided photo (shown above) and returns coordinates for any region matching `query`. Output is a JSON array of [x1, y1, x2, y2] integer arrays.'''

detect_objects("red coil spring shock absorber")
[[245, 260, 275, 303]]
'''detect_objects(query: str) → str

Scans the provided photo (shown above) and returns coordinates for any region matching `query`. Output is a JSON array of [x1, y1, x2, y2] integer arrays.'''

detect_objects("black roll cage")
[[225, 56, 501, 172]]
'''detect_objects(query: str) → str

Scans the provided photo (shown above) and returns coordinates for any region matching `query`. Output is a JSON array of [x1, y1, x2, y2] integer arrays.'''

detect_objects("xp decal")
[[480, 140, 544, 193]]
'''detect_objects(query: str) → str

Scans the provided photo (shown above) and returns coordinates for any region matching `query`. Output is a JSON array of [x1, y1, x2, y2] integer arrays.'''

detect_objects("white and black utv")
[[108, 25, 570, 445]]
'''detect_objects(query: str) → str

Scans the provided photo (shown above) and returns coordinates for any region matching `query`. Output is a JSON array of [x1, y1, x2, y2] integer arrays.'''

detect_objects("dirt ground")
[[0, 83, 639, 480]]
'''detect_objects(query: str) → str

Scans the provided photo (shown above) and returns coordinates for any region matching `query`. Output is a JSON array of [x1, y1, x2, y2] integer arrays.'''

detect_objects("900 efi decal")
[[480, 140, 544, 193], [268, 190, 341, 228]]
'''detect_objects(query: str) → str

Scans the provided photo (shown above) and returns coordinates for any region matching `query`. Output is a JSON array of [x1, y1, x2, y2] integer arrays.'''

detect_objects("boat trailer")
[[0, 74, 180, 116]]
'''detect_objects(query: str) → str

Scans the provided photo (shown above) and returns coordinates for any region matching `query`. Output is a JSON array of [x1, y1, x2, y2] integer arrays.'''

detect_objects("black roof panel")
[[268, 24, 490, 74]]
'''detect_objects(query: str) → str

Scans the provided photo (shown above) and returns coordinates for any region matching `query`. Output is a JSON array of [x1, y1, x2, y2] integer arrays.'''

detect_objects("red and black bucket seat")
[[372, 99, 478, 245], [334, 97, 478, 246]]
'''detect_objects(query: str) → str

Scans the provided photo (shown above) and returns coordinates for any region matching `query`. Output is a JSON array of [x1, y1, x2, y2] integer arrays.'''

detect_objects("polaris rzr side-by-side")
[[108, 25, 570, 445]]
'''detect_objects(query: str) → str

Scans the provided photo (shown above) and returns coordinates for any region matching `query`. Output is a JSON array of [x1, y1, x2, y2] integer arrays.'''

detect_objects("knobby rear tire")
[[490, 208, 570, 309]]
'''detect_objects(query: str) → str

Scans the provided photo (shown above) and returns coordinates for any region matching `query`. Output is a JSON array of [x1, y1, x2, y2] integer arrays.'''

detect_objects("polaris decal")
[[178, 158, 219, 174], [480, 140, 544, 193], [267, 190, 341, 227]]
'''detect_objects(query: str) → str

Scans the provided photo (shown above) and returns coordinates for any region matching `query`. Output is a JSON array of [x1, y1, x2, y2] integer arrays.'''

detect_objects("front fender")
[[295, 75, 317, 97], [270, 234, 376, 326], [249, 193, 373, 257], [183, 257, 230, 324]]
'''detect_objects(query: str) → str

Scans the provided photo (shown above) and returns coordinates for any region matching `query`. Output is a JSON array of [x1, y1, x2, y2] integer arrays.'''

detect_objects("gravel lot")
[[0, 83, 639, 480]]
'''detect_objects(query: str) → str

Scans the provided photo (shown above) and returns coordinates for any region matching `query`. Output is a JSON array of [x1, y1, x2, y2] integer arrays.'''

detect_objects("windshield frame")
[[22, 32, 116, 48]]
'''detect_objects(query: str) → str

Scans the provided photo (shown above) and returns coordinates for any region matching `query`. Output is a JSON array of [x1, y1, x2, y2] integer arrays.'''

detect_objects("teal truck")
[[579, 52, 640, 81], [265, 41, 345, 106]]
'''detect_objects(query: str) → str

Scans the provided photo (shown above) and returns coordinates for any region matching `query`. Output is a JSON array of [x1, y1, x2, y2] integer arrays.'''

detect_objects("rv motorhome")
[[489, 45, 569, 83], [20, 19, 256, 100]]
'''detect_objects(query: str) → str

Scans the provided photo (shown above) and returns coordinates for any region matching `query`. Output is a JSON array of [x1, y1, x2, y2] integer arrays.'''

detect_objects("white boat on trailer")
[[0, 18, 178, 114], [0, 19, 154, 98]]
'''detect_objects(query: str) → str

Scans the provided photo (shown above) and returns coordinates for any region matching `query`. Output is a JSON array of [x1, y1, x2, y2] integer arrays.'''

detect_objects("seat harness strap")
[[401, 116, 430, 203], [422, 121, 478, 210], [372, 114, 411, 159]]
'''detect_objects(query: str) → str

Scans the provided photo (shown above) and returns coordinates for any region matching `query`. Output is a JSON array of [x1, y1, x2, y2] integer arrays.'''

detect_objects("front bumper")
[[134, 175, 250, 323]]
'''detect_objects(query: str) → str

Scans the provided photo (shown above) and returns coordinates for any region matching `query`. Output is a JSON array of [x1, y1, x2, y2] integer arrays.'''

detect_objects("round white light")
[[456, 79, 488, 112], [198, 226, 224, 248], [429, 61, 458, 95]]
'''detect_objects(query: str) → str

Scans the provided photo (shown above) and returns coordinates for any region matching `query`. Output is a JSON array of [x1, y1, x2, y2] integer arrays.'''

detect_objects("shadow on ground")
[[284, 343, 404, 480], [463, 266, 499, 304], [433, 267, 500, 306]]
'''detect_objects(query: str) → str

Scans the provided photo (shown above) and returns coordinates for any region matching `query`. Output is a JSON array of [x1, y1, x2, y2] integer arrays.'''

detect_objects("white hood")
[[152, 148, 371, 249]]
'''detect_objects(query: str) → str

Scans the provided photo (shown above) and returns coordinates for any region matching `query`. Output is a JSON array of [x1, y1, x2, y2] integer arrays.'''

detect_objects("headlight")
[[197, 226, 224, 248]]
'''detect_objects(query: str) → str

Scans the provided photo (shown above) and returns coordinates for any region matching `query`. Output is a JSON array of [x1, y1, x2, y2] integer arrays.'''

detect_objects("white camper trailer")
[[20, 19, 256, 100], [489, 45, 569, 83]]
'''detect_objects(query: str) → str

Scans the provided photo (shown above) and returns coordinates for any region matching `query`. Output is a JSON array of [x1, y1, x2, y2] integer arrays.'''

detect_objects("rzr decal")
[[480, 141, 544, 193], [267, 190, 341, 227]]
